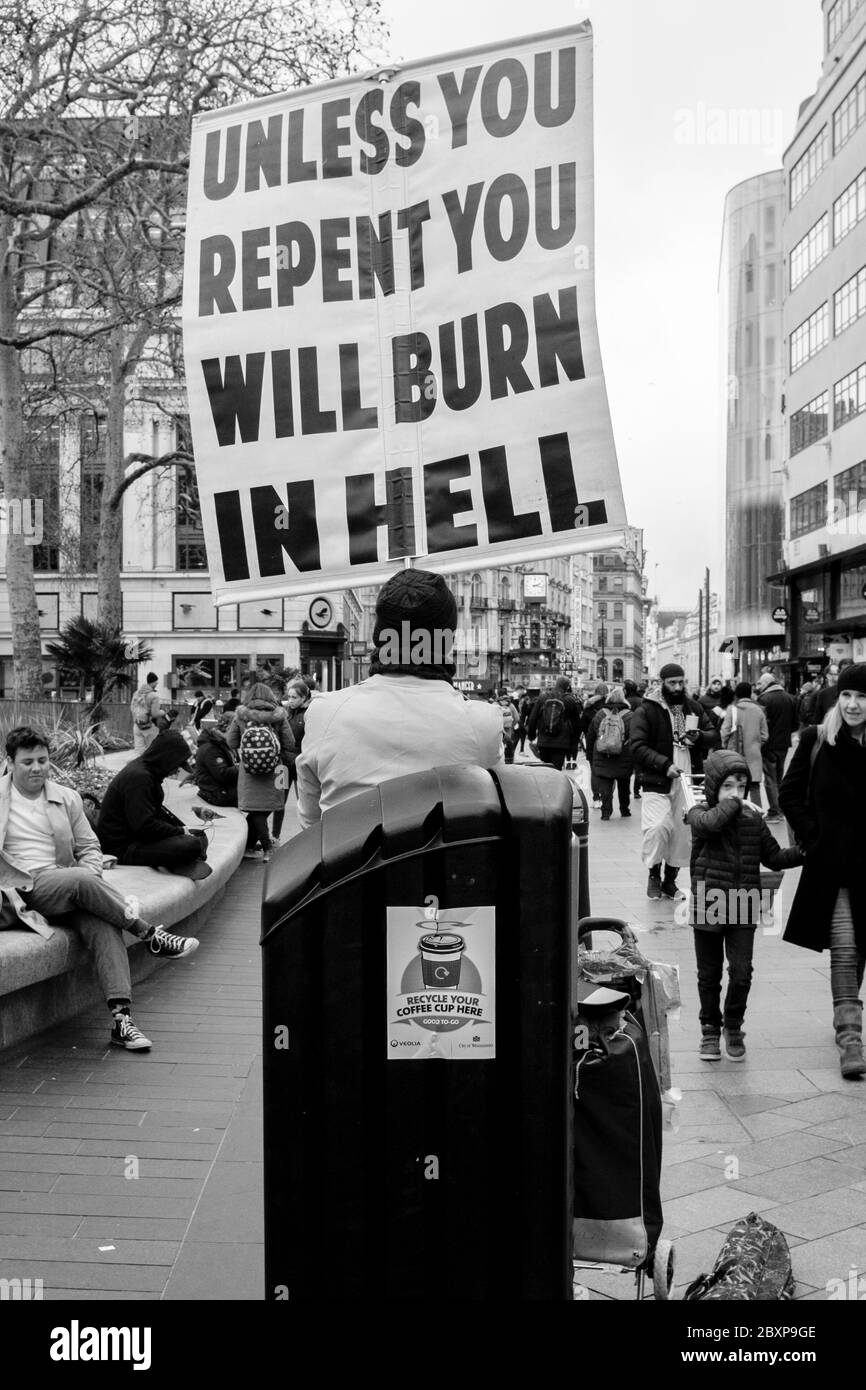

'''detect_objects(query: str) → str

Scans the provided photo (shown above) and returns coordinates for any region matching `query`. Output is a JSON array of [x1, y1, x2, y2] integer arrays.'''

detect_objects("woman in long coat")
[[779, 664, 866, 1077], [226, 682, 294, 860], [720, 682, 768, 807]]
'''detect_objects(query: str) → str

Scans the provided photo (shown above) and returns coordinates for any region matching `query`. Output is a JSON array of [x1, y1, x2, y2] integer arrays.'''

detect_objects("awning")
[[766, 539, 866, 585]]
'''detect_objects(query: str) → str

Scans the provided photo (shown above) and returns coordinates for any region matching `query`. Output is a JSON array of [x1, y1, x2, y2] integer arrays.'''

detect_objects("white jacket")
[[296, 675, 505, 828]]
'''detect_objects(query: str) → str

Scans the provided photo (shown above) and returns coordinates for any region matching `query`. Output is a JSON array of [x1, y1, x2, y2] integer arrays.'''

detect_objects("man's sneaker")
[[262, 852, 271, 863], [110, 1015, 152, 1051], [699, 1029, 721, 1061], [723, 1027, 746, 1062], [646, 868, 663, 900], [620, 810, 631, 818], [148, 926, 199, 959], [243, 850, 262, 860]]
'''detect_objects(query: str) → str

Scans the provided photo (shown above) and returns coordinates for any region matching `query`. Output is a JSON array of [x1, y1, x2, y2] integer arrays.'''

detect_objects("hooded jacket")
[[527, 687, 582, 751], [194, 725, 238, 806], [226, 698, 295, 812], [779, 724, 866, 952], [628, 689, 718, 792], [96, 731, 192, 854], [685, 750, 802, 929], [588, 698, 634, 779]]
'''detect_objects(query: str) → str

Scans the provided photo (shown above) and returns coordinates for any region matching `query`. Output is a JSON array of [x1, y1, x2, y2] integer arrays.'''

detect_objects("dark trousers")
[[539, 746, 566, 771], [119, 834, 202, 870], [246, 810, 272, 852], [762, 749, 785, 814], [693, 927, 755, 1030], [597, 774, 630, 817]]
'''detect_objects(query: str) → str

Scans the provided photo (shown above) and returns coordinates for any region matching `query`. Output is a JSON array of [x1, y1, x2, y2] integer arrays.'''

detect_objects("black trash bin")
[[261, 764, 573, 1301]]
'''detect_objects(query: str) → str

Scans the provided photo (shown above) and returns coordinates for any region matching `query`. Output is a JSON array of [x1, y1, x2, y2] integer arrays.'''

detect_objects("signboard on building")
[[772, 606, 788, 624], [803, 606, 820, 623], [182, 24, 626, 604]]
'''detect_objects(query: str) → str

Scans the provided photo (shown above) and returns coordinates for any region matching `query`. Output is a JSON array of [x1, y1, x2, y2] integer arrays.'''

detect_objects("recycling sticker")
[[386, 904, 496, 1061]]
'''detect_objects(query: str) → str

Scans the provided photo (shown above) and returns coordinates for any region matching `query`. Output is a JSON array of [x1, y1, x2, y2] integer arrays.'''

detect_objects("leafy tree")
[[45, 615, 151, 722], [0, 0, 387, 692]]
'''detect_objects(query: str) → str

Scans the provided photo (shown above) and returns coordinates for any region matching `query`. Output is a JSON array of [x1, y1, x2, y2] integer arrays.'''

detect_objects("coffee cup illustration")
[[419, 931, 466, 989]]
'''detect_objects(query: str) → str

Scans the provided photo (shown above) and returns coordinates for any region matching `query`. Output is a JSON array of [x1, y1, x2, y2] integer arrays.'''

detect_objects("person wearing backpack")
[[226, 682, 294, 861], [779, 664, 866, 1078], [497, 694, 520, 764], [527, 676, 582, 770], [130, 672, 162, 753], [589, 687, 634, 820]]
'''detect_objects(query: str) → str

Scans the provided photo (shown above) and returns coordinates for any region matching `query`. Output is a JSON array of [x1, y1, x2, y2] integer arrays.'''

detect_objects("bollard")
[[260, 764, 574, 1301]]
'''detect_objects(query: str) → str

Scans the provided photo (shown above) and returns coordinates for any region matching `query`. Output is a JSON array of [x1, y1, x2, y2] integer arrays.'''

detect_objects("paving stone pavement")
[[1, 757, 862, 1302], [572, 770, 866, 1304]]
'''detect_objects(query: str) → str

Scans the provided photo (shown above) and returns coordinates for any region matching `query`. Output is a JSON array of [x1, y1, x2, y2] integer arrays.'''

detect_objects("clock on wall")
[[309, 597, 333, 629]]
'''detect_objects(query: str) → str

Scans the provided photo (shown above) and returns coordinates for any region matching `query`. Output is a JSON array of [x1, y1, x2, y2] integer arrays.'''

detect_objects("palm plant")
[[44, 619, 152, 725]]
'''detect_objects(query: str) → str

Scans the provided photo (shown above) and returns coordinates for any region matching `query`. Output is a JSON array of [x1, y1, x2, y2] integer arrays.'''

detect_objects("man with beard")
[[629, 663, 719, 900]]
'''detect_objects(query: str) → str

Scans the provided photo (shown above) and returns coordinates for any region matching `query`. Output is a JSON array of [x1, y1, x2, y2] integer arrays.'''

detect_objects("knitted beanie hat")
[[837, 662, 866, 696], [373, 569, 458, 647], [659, 663, 685, 680]]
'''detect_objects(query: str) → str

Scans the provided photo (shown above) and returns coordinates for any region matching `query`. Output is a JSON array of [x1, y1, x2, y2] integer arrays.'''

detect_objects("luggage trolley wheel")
[[650, 1238, 675, 1300]]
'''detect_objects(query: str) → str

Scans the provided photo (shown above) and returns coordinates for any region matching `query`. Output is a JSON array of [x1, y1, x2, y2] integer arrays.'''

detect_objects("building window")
[[833, 70, 866, 153], [834, 362, 866, 427], [613, 575, 623, 590], [470, 573, 483, 604], [790, 127, 828, 208], [828, 0, 865, 48], [789, 481, 828, 540], [79, 414, 106, 573], [597, 575, 607, 592], [834, 168, 866, 244], [839, 560, 866, 616], [23, 418, 60, 572], [790, 213, 829, 289], [835, 265, 866, 336], [612, 629, 623, 648], [833, 459, 866, 519], [613, 602, 623, 619], [612, 658, 624, 681], [597, 602, 608, 618], [790, 391, 829, 456], [790, 303, 828, 371]]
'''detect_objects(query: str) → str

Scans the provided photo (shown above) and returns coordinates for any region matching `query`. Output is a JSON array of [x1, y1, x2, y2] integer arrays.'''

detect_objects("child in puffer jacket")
[[684, 749, 803, 1064]]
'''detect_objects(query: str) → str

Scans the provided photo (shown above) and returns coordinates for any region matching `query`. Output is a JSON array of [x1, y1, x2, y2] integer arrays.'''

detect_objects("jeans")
[[538, 747, 566, 771], [693, 927, 755, 1030], [21, 867, 155, 1003], [830, 888, 865, 1008], [596, 774, 630, 817], [119, 834, 202, 870], [246, 810, 272, 852]]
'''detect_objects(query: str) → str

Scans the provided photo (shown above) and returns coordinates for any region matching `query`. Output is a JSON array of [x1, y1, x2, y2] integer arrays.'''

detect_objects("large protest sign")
[[182, 22, 626, 604]]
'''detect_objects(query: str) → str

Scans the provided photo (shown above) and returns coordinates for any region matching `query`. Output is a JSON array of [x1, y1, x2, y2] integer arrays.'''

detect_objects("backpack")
[[541, 696, 565, 737], [683, 1212, 795, 1301], [130, 688, 153, 727], [596, 708, 625, 756], [238, 723, 281, 775]]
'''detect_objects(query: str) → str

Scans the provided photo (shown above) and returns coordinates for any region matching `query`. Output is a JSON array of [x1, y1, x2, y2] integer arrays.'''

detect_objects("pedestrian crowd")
[[3, 572, 864, 1082]]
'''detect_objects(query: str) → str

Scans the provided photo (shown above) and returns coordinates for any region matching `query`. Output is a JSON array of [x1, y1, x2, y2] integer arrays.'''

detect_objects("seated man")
[[0, 725, 198, 1052], [96, 731, 210, 878], [194, 714, 239, 807]]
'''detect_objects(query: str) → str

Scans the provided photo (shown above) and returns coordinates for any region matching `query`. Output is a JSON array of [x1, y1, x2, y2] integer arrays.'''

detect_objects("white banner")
[[182, 23, 626, 603]]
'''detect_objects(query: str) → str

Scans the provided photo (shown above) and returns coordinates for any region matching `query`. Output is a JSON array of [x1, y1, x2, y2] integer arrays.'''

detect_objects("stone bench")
[[0, 781, 248, 1053]]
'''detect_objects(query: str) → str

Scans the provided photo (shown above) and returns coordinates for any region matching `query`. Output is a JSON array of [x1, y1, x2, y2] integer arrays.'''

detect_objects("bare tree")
[[0, 0, 386, 693]]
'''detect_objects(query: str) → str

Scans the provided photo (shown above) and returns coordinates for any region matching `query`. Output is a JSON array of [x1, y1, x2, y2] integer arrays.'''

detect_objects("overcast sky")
[[379, 0, 822, 608]]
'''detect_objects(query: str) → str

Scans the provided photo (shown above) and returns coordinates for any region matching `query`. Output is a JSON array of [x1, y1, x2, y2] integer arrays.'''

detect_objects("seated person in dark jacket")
[[96, 732, 207, 874], [195, 715, 238, 807]]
